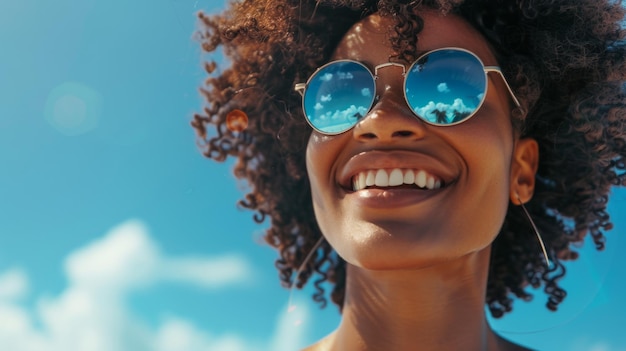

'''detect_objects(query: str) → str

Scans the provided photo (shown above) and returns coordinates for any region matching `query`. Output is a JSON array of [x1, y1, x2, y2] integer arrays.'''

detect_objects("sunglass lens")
[[404, 49, 487, 125], [303, 61, 375, 134]]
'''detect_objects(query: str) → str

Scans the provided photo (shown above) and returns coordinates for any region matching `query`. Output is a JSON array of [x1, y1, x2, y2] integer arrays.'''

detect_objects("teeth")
[[358, 172, 366, 191], [365, 171, 376, 187], [403, 170, 415, 184], [374, 169, 388, 186], [415, 170, 427, 188], [389, 169, 404, 186], [426, 176, 435, 190], [351, 168, 443, 191]]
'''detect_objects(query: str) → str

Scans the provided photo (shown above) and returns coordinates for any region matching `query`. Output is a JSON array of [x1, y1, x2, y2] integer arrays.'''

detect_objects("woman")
[[193, 0, 626, 350]]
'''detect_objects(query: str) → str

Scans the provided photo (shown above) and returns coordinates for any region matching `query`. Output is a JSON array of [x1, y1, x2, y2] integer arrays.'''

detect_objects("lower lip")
[[344, 187, 445, 209]]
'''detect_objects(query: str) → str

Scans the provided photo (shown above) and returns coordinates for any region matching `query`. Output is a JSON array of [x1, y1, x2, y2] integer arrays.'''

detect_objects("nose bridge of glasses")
[[373, 62, 407, 78], [371, 62, 408, 102], [359, 63, 425, 134]]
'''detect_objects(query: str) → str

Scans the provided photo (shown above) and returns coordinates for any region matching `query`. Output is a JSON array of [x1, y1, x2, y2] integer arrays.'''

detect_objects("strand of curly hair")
[[192, 0, 626, 317]]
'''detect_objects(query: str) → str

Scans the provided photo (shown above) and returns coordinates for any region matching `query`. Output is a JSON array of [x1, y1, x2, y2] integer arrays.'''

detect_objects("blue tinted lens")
[[404, 49, 487, 125], [303, 61, 375, 134]]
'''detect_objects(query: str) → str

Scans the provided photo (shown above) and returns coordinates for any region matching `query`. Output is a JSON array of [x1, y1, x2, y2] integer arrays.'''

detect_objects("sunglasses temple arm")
[[485, 67, 522, 111], [294, 83, 306, 97]]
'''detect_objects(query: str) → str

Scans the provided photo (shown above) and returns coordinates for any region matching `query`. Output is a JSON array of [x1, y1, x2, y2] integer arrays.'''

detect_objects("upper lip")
[[337, 149, 459, 191]]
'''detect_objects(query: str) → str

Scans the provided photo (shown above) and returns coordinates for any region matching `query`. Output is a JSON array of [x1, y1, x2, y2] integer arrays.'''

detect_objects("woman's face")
[[305, 12, 519, 269]]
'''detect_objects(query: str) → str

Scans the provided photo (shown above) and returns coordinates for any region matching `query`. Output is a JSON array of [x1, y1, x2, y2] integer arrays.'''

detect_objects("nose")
[[352, 85, 428, 142]]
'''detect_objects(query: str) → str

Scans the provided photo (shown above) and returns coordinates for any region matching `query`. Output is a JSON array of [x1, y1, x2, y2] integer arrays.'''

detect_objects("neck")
[[321, 247, 515, 351]]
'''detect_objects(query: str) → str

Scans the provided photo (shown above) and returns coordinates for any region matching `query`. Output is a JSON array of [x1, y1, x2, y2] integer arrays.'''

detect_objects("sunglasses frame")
[[295, 47, 521, 135]]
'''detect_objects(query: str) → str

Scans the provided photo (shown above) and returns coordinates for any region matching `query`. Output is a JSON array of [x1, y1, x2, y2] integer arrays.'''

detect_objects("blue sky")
[[0, 1, 625, 350]]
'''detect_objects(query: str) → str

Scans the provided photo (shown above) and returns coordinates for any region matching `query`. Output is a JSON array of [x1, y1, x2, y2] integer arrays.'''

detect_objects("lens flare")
[[226, 109, 248, 132]]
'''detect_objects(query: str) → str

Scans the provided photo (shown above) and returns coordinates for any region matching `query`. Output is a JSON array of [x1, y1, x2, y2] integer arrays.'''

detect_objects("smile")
[[352, 168, 443, 191]]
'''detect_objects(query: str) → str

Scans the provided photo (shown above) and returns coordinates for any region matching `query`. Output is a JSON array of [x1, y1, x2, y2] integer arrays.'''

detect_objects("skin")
[[304, 10, 538, 351]]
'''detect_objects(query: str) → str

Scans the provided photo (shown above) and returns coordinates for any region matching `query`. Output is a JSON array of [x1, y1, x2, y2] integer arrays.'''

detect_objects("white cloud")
[[361, 87, 371, 97], [320, 94, 332, 102], [314, 102, 324, 110], [437, 82, 450, 93], [65, 221, 159, 292], [416, 98, 473, 123], [0, 304, 35, 339], [155, 318, 256, 351], [64, 220, 251, 292], [311, 104, 368, 132], [569, 337, 626, 351], [319, 73, 333, 82], [0, 219, 298, 351], [331, 105, 366, 120], [337, 71, 353, 80], [0, 268, 29, 301], [160, 255, 251, 289]]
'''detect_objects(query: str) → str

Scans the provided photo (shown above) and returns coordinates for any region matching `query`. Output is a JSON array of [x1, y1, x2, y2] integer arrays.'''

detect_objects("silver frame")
[[295, 47, 521, 134]]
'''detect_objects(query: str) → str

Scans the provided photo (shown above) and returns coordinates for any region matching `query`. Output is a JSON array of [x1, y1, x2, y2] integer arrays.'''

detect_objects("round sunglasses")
[[294, 47, 521, 135]]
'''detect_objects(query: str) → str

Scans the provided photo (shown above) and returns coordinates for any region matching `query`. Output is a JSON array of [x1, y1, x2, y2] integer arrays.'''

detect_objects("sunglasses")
[[294, 47, 520, 135]]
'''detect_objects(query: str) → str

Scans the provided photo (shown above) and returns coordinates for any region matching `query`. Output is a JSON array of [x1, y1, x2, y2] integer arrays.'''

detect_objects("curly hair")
[[192, 0, 626, 318]]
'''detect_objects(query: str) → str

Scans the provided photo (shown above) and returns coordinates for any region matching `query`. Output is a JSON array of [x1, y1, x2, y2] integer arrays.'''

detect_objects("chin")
[[335, 228, 450, 270], [330, 219, 497, 271]]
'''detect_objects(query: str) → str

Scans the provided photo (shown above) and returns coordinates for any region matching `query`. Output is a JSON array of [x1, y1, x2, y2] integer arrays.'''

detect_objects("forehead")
[[332, 11, 498, 66]]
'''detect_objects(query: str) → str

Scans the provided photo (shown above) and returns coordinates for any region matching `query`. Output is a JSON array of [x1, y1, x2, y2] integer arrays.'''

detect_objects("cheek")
[[462, 98, 514, 174], [450, 109, 513, 241], [305, 132, 342, 213], [306, 133, 330, 194], [454, 111, 514, 233], [469, 135, 511, 208], [306, 134, 341, 252], [305, 143, 324, 211], [306, 131, 360, 254]]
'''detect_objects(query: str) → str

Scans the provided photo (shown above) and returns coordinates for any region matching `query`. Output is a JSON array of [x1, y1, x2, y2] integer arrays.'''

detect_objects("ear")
[[510, 138, 539, 205]]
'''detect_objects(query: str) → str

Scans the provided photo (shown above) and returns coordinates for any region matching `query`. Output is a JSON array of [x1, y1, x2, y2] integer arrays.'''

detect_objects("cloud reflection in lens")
[[304, 61, 375, 134], [405, 49, 486, 125]]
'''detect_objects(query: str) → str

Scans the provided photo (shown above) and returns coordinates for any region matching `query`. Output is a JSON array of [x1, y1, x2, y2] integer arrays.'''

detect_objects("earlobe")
[[510, 138, 539, 204]]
